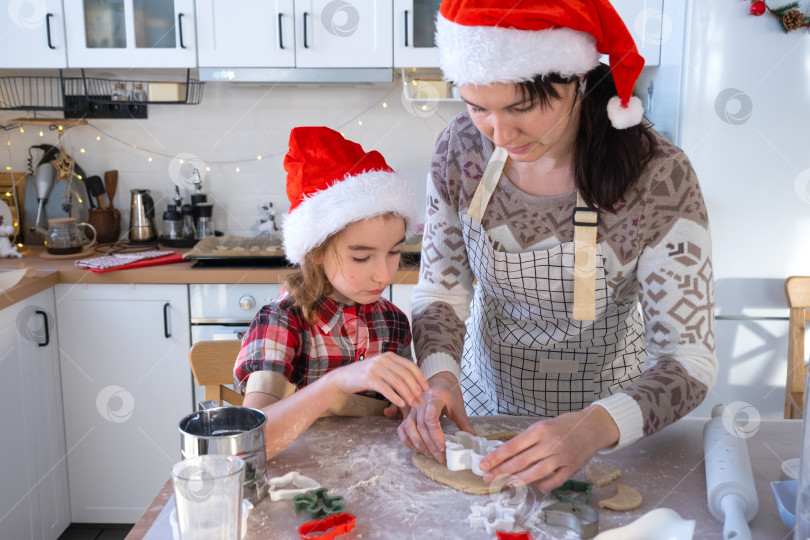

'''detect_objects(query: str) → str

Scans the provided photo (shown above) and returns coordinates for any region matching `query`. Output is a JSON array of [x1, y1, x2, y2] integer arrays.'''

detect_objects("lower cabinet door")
[[56, 284, 191, 523]]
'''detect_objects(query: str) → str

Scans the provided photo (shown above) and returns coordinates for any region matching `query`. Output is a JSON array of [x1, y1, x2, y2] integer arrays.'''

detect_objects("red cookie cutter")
[[298, 512, 357, 540], [496, 532, 534, 540]]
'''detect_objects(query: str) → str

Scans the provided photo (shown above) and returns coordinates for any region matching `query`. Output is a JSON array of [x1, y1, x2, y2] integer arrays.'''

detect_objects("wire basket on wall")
[[0, 75, 67, 110], [0, 69, 204, 111]]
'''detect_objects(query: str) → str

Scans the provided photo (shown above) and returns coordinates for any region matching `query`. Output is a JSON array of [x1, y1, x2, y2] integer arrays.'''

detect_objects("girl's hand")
[[397, 372, 476, 462], [477, 405, 620, 491], [328, 352, 429, 409]]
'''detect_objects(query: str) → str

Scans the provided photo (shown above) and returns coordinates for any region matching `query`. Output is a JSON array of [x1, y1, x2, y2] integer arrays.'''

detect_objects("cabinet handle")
[[163, 302, 171, 338], [45, 13, 55, 49], [303, 11, 309, 48], [35, 310, 49, 347], [178, 13, 186, 49], [278, 13, 284, 49], [404, 10, 409, 47]]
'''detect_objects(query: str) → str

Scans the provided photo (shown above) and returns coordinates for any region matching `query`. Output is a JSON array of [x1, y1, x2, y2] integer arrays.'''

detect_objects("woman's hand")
[[327, 352, 429, 409], [397, 371, 476, 462], [478, 405, 620, 491]]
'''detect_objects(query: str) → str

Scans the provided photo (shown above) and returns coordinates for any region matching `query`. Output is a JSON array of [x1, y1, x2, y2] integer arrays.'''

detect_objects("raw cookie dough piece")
[[585, 464, 621, 487], [411, 432, 519, 495], [598, 484, 642, 511]]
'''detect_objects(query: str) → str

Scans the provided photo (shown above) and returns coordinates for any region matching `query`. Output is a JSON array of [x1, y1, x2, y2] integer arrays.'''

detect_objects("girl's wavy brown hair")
[[283, 238, 337, 324]]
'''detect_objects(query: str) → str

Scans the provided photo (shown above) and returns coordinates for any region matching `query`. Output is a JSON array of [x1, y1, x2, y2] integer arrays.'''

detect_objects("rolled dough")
[[411, 432, 518, 495]]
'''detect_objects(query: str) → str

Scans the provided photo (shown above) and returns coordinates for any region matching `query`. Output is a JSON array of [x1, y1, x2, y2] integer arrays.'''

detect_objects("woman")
[[396, 0, 718, 491]]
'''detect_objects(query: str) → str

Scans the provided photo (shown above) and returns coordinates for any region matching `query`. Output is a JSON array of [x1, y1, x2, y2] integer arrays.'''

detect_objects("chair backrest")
[[785, 276, 810, 419], [189, 340, 244, 407]]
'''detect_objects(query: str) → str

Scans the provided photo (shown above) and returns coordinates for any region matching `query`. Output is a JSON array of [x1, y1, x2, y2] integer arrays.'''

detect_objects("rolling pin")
[[703, 404, 758, 540]]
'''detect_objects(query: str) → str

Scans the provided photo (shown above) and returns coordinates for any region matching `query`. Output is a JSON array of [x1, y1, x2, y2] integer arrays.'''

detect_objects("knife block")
[[88, 208, 121, 244]]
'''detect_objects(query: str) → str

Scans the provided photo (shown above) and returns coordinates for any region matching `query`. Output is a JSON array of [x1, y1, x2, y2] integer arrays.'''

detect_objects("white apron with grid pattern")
[[460, 147, 646, 416]]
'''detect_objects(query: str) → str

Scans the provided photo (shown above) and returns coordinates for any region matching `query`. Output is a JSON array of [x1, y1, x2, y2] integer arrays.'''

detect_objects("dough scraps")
[[585, 464, 621, 487], [598, 484, 643, 511], [411, 432, 518, 495]]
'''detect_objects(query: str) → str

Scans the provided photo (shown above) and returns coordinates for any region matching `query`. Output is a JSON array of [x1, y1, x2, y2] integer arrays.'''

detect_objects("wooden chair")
[[785, 276, 810, 419], [189, 340, 244, 407]]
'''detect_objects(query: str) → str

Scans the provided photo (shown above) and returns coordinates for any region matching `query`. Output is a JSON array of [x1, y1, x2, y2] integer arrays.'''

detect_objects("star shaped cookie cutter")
[[468, 502, 517, 534], [445, 431, 504, 476], [293, 488, 346, 519], [268, 471, 321, 502]]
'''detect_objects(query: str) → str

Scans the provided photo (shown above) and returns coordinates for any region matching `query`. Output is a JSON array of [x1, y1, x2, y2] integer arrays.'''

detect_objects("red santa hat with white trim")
[[436, 0, 645, 129], [282, 126, 418, 265]]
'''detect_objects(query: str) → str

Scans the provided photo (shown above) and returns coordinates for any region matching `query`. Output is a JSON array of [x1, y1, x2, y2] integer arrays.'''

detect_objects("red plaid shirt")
[[234, 292, 412, 395]]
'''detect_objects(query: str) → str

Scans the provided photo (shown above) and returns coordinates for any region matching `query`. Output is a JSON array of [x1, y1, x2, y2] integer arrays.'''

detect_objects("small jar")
[[195, 203, 215, 239], [131, 83, 147, 102], [181, 204, 196, 240], [111, 82, 129, 102], [162, 205, 182, 240]]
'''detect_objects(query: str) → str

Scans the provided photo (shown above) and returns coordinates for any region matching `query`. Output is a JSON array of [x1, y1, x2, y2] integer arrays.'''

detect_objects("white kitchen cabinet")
[[55, 283, 191, 523], [196, 0, 295, 68], [64, 0, 197, 68], [393, 0, 440, 68], [0, 0, 67, 68], [609, 0, 664, 67], [295, 0, 392, 68], [0, 288, 70, 540]]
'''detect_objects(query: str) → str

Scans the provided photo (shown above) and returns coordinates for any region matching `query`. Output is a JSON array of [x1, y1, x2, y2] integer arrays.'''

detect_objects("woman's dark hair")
[[517, 63, 656, 212]]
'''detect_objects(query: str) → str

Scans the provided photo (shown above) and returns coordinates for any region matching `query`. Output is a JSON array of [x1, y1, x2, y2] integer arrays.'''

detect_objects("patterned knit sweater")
[[412, 112, 717, 451]]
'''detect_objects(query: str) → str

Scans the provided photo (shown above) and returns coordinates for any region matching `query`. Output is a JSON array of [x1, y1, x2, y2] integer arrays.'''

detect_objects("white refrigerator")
[[645, 0, 810, 418]]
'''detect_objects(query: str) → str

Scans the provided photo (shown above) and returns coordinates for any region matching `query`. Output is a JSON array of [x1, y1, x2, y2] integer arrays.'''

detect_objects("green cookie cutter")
[[551, 480, 593, 504], [293, 488, 346, 518]]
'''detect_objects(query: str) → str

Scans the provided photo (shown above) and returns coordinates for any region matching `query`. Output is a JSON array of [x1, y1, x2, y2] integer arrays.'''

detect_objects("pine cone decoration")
[[783, 9, 805, 31]]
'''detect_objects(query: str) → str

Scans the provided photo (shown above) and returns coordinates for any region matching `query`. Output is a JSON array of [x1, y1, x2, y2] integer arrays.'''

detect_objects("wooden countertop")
[[128, 416, 800, 540], [0, 246, 420, 310]]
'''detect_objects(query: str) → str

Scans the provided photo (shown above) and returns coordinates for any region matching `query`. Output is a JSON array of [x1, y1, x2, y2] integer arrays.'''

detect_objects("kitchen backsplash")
[[0, 72, 465, 238]]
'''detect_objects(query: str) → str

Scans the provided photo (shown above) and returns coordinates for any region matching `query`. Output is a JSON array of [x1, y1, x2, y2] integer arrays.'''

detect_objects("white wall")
[[0, 72, 465, 237]]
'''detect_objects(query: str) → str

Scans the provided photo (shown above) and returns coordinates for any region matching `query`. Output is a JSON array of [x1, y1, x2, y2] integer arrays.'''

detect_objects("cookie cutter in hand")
[[293, 488, 346, 518], [551, 479, 593, 504], [445, 431, 504, 476], [297, 512, 356, 540], [542, 501, 599, 539], [469, 502, 517, 534], [268, 471, 321, 501]]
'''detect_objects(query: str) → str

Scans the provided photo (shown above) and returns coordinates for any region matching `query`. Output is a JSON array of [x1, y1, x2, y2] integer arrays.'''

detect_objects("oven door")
[[190, 324, 248, 406]]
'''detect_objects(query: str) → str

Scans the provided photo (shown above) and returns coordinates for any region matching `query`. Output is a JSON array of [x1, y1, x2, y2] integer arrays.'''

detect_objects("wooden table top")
[[127, 415, 801, 540]]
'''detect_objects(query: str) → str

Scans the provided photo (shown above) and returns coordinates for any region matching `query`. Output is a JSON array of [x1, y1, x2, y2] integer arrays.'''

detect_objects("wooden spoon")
[[104, 170, 118, 210]]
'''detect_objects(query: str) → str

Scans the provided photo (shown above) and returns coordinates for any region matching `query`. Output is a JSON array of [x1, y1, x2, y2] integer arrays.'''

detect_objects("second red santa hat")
[[436, 0, 645, 129]]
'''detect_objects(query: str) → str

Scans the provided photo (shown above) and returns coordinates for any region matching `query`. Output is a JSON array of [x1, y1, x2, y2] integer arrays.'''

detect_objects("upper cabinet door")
[[0, 0, 67, 68], [294, 0, 392, 68], [393, 0, 440, 68], [64, 0, 197, 68], [197, 0, 295, 68], [610, 0, 664, 67]]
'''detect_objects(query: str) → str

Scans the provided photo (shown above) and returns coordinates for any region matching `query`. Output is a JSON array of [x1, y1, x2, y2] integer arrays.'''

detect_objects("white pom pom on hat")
[[436, 0, 646, 129], [282, 126, 418, 266]]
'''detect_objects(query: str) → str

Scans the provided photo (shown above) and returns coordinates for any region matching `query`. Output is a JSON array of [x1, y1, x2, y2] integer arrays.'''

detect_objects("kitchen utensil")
[[171, 454, 246, 540], [38, 217, 97, 255], [129, 189, 158, 242], [104, 170, 118, 209], [703, 404, 758, 540], [178, 405, 268, 505], [195, 203, 215, 239], [87, 208, 121, 244], [541, 501, 599, 539], [31, 147, 58, 232], [85, 176, 107, 209], [162, 204, 183, 240]]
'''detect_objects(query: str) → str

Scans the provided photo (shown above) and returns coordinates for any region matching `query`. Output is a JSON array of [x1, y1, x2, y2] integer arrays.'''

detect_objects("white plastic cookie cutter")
[[468, 502, 517, 533], [445, 431, 503, 476], [267, 471, 321, 502]]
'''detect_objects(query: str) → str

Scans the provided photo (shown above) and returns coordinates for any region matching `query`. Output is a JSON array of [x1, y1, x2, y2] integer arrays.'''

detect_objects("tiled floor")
[[57, 523, 133, 540]]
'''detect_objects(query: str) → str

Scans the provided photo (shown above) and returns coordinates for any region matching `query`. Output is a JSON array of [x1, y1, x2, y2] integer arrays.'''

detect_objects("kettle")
[[129, 189, 157, 242]]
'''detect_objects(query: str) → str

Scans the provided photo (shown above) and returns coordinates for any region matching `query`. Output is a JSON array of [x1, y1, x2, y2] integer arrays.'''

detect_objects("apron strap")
[[572, 192, 599, 321], [468, 146, 508, 222]]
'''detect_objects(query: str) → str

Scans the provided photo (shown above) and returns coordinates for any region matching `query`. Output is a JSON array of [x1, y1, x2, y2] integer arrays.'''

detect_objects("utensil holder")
[[88, 208, 121, 244]]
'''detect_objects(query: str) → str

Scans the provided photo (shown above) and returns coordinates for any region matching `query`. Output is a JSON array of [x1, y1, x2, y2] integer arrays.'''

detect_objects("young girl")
[[234, 126, 428, 458]]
